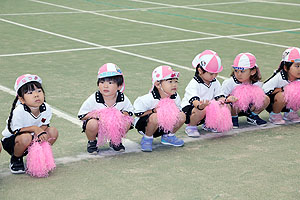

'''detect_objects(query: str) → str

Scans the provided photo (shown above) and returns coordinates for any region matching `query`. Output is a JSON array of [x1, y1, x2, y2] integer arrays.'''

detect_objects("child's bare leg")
[[45, 127, 59, 145], [145, 113, 159, 137], [172, 112, 186, 133], [273, 92, 286, 113], [85, 119, 98, 141], [230, 105, 239, 116], [14, 133, 32, 157], [189, 108, 205, 126]]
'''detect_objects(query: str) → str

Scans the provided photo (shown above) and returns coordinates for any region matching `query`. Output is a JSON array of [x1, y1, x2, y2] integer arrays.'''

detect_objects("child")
[[1, 74, 58, 174], [78, 63, 134, 153], [182, 50, 229, 137], [134, 65, 185, 152], [222, 53, 270, 128], [263, 47, 300, 124]]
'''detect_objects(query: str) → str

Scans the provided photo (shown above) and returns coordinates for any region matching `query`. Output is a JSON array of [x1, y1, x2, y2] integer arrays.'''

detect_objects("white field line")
[[0, 1, 248, 16], [0, 18, 197, 74], [1, 27, 300, 58], [131, 0, 300, 24], [28, 0, 296, 50], [256, 0, 300, 6]]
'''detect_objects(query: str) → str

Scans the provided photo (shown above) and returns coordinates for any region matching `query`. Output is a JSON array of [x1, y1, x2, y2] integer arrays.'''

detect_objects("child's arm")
[[18, 126, 47, 141], [192, 100, 209, 110]]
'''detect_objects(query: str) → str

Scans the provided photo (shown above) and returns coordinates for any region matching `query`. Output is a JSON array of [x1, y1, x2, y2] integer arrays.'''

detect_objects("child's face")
[[233, 68, 254, 83], [98, 80, 120, 97], [286, 62, 300, 81], [19, 85, 45, 108], [198, 68, 218, 84], [159, 78, 178, 96]]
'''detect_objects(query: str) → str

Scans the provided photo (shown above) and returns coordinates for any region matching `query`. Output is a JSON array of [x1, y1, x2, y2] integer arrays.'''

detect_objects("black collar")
[[151, 87, 177, 100], [95, 91, 125, 103], [193, 75, 216, 88], [23, 103, 46, 114], [280, 70, 288, 81], [232, 75, 242, 84]]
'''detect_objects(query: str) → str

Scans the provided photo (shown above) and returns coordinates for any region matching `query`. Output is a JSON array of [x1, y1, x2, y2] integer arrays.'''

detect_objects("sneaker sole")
[[185, 132, 200, 138], [161, 141, 184, 147], [247, 121, 268, 127], [283, 117, 300, 123], [88, 150, 99, 155], [269, 119, 285, 125], [109, 147, 125, 152], [141, 148, 152, 152], [9, 164, 25, 174]]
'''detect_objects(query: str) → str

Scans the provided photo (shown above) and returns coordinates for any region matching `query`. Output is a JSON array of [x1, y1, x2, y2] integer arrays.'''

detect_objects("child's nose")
[[33, 91, 39, 96]]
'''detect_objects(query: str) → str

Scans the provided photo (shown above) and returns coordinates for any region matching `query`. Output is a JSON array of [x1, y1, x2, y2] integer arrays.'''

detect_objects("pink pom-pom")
[[26, 141, 49, 178], [231, 84, 265, 112], [87, 107, 133, 146], [40, 142, 56, 172], [156, 98, 180, 133], [205, 100, 232, 132], [284, 81, 300, 111]]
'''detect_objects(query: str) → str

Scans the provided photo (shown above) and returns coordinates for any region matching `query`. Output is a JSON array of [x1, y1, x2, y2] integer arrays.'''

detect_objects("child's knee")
[[47, 127, 59, 138], [148, 113, 158, 125], [15, 134, 32, 147], [274, 92, 286, 104], [86, 119, 99, 133]]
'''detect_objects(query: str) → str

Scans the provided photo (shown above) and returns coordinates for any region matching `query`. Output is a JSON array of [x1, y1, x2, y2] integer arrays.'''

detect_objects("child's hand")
[[226, 96, 238, 103], [34, 126, 48, 142], [38, 132, 48, 142], [195, 100, 210, 110]]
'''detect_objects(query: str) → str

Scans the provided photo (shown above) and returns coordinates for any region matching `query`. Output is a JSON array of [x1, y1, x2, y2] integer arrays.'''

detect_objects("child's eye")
[[109, 81, 114, 84]]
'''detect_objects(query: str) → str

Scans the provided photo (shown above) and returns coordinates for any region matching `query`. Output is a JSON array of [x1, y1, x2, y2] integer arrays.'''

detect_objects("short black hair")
[[97, 75, 123, 87], [195, 64, 207, 76]]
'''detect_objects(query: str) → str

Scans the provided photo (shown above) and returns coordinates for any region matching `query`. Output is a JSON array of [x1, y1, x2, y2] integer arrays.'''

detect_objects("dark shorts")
[[182, 105, 205, 125], [135, 114, 165, 138], [266, 93, 289, 113], [1, 134, 33, 156]]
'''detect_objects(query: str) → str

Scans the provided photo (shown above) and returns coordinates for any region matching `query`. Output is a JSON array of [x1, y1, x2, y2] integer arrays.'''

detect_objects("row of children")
[[1, 47, 300, 176]]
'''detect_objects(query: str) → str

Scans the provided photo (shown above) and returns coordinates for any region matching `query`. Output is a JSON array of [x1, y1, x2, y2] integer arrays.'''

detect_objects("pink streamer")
[[156, 98, 180, 133], [284, 81, 300, 111], [87, 107, 133, 146], [26, 141, 55, 178], [205, 100, 232, 132], [231, 84, 265, 112]]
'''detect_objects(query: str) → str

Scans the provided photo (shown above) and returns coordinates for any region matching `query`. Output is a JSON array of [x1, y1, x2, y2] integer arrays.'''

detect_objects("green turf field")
[[1, 0, 300, 199]]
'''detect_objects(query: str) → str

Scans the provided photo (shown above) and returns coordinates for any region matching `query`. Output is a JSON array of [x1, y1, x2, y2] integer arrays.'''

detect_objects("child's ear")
[[154, 81, 161, 88], [197, 67, 202, 75], [250, 68, 257, 76], [18, 96, 25, 104], [283, 65, 288, 72], [118, 85, 122, 91]]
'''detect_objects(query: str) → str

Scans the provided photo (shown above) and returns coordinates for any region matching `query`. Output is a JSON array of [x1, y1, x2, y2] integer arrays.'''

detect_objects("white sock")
[[144, 135, 153, 139]]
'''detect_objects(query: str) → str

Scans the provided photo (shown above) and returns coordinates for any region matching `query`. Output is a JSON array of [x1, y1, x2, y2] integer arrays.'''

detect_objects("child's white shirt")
[[78, 91, 134, 120], [262, 70, 290, 95], [181, 75, 224, 108], [133, 89, 182, 125], [2, 103, 52, 139], [222, 76, 263, 97]]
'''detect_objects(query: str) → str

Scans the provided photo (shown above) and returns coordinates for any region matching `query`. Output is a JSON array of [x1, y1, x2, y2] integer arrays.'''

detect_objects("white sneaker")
[[185, 126, 200, 137]]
